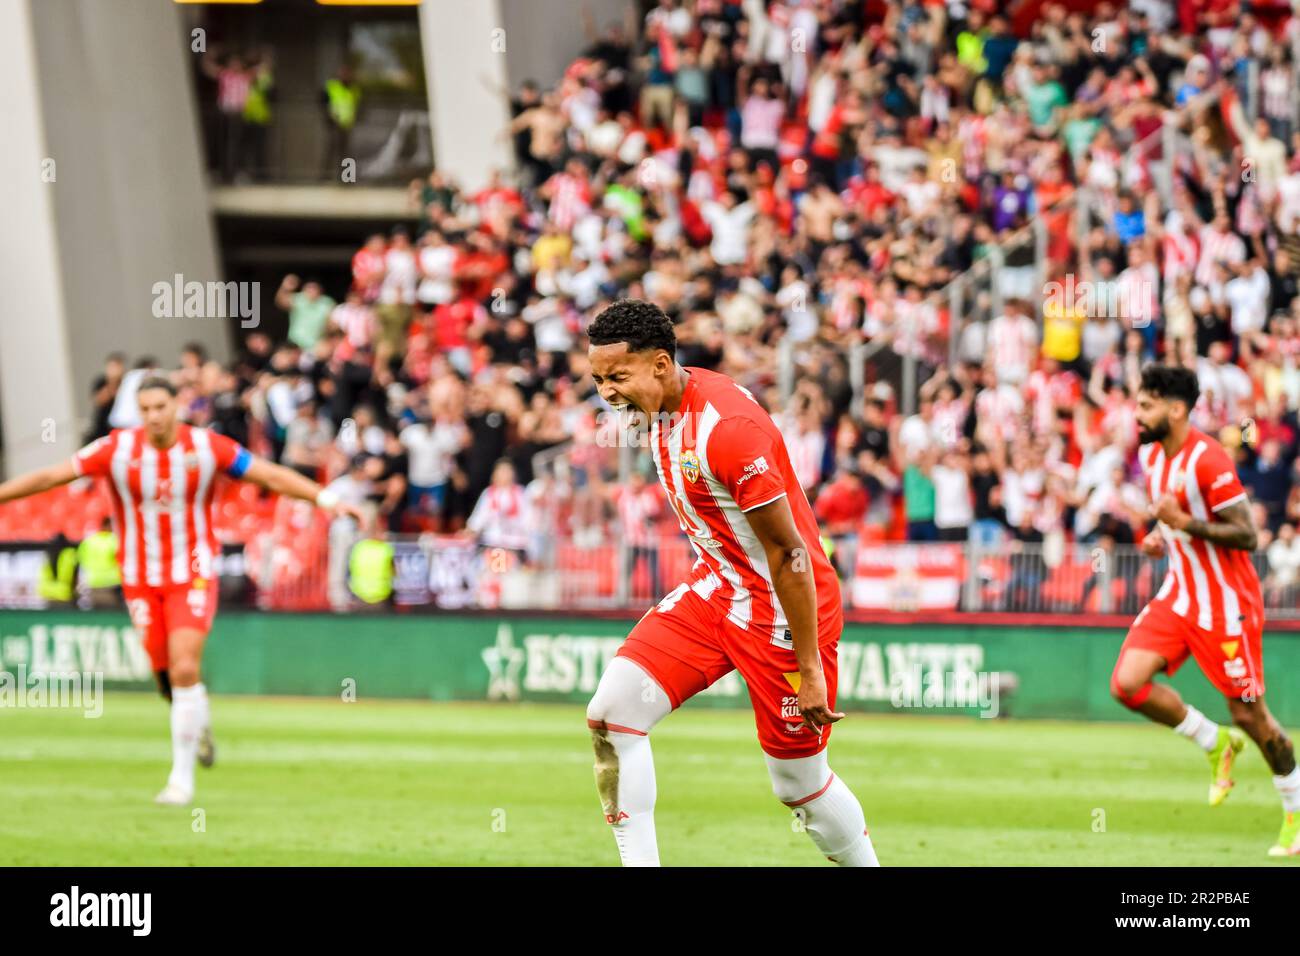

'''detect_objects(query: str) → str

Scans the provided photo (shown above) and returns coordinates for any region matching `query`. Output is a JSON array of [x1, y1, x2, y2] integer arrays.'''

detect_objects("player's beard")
[[1137, 418, 1169, 445]]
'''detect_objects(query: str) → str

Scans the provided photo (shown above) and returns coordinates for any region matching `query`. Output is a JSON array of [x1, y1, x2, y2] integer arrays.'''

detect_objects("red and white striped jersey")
[[648, 367, 842, 644], [1195, 225, 1246, 286], [544, 173, 592, 232], [1161, 226, 1199, 285], [615, 485, 662, 548], [71, 425, 252, 588], [1141, 429, 1263, 635], [986, 313, 1037, 385]]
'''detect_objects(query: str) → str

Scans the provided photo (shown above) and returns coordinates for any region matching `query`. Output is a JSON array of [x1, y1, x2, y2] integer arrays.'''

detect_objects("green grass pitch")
[[0, 692, 1295, 866]]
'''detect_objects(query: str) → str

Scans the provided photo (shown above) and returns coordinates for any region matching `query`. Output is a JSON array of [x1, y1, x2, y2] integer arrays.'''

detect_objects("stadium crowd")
[[75, 0, 1300, 601]]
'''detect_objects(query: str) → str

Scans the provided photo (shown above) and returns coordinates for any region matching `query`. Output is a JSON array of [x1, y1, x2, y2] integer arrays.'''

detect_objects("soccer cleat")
[[153, 783, 193, 806], [1207, 727, 1246, 807], [1268, 812, 1300, 857], [198, 727, 216, 769]]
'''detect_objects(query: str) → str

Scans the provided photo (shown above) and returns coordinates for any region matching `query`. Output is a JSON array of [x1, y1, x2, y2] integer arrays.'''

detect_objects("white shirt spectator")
[[1267, 533, 1300, 587], [897, 414, 934, 460], [467, 484, 531, 550], [379, 245, 418, 305], [1196, 358, 1255, 426], [1225, 265, 1271, 336], [400, 420, 466, 488], [932, 464, 973, 529], [416, 243, 456, 306], [701, 200, 756, 265]]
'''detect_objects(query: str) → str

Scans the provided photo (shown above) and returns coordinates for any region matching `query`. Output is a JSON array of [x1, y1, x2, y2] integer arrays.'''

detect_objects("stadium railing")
[[285, 531, 1300, 620]]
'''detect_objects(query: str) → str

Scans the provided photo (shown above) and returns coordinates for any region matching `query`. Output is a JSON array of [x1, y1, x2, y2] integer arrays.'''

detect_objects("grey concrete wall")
[[420, 0, 629, 192], [500, 0, 630, 90], [0, 0, 227, 475], [0, 0, 79, 475]]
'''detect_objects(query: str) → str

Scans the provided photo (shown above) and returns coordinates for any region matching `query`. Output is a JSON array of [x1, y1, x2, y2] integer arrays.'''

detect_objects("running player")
[[1112, 365, 1299, 856], [0, 377, 365, 805], [584, 300, 878, 867]]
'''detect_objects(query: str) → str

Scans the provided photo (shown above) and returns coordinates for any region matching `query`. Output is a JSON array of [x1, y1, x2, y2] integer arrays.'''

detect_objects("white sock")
[[801, 775, 881, 867], [601, 732, 660, 866], [1274, 767, 1300, 813], [768, 753, 880, 867], [167, 683, 206, 795], [588, 658, 671, 867], [1173, 705, 1220, 752]]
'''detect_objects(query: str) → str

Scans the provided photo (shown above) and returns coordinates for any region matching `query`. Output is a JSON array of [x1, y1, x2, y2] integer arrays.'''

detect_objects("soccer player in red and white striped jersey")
[[0, 377, 365, 806], [584, 300, 878, 867], [1111, 365, 1299, 856]]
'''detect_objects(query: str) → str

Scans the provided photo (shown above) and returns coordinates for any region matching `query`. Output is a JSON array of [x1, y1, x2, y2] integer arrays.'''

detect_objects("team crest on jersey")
[[680, 449, 701, 483]]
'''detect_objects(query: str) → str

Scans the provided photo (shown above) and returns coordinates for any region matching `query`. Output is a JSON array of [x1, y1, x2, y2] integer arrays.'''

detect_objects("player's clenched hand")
[[798, 668, 844, 734], [1140, 533, 1166, 558], [1150, 494, 1189, 531]]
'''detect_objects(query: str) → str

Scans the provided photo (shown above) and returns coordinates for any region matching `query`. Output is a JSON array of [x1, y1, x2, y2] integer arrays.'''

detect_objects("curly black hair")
[[587, 299, 676, 356], [1139, 364, 1199, 409]]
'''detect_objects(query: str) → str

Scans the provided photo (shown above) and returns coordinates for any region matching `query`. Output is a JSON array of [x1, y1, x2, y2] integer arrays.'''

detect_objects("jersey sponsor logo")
[[1211, 471, 1234, 491], [736, 456, 770, 485], [680, 449, 701, 483]]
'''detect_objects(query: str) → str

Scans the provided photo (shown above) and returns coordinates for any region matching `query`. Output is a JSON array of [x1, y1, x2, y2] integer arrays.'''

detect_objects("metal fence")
[[285, 530, 1300, 621]]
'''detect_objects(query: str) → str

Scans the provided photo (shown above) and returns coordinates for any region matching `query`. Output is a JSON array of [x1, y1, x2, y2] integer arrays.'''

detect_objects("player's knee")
[[168, 660, 200, 688], [766, 752, 831, 806], [585, 658, 666, 736], [1109, 671, 1153, 710]]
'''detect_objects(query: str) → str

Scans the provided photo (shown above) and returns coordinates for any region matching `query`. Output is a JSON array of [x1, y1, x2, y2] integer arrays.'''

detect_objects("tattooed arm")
[[1152, 495, 1258, 552]]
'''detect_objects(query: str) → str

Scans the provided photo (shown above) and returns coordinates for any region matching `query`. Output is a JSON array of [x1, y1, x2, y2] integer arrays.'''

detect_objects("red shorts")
[[1119, 599, 1266, 699], [617, 584, 842, 759], [122, 581, 219, 672]]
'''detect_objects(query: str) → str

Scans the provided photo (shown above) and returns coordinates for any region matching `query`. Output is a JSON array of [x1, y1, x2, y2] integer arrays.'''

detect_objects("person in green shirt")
[[349, 533, 393, 607], [276, 274, 337, 352], [38, 534, 77, 605], [78, 519, 121, 608], [322, 64, 361, 178], [1023, 63, 1068, 131], [903, 456, 938, 541], [242, 49, 274, 180], [956, 11, 988, 75]]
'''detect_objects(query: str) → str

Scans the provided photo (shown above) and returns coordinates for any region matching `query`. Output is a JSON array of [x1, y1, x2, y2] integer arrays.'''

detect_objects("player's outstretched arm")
[[240, 457, 367, 524], [744, 495, 844, 733], [0, 460, 78, 506]]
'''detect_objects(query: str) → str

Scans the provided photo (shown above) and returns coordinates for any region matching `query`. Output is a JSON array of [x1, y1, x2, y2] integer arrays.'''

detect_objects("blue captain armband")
[[226, 446, 253, 478]]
